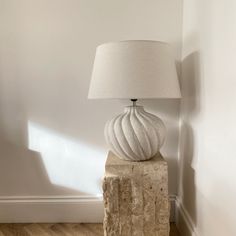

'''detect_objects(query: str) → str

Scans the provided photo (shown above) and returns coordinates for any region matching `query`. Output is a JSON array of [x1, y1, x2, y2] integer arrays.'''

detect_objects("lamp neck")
[[131, 99, 138, 107]]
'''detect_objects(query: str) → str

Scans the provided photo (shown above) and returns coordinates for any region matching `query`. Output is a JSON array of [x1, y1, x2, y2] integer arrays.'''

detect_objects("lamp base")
[[104, 105, 166, 161]]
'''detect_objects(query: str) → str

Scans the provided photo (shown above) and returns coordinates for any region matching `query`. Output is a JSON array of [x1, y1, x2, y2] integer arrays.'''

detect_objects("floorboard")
[[0, 223, 180, 235]]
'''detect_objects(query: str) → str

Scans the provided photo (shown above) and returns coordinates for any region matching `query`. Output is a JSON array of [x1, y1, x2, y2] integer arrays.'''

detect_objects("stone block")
[[103, 151, 170, 236]]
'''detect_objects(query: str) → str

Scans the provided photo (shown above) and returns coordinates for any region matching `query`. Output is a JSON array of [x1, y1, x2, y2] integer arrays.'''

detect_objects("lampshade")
[[88, 40, 181, 99]]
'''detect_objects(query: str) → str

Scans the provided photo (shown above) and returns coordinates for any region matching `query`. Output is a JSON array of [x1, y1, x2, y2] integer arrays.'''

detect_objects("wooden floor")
[[0, 223, 180, 236]]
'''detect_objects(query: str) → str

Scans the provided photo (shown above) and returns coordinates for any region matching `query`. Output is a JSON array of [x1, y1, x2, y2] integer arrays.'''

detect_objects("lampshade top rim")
[[96, 40, 170, 49]]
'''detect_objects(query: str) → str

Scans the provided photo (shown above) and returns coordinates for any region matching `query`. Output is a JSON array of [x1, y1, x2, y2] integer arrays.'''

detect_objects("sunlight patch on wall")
[[28, 121, 106, 196]]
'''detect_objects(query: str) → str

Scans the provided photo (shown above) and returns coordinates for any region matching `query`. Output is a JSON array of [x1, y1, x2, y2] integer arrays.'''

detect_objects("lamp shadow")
[[178, 50, 201, 231], [0, 78, 106, 197], [0, 138, 86, 197]]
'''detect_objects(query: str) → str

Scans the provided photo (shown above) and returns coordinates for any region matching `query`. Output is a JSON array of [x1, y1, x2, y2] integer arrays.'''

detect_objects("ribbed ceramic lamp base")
[[104, 106, 166, 161]]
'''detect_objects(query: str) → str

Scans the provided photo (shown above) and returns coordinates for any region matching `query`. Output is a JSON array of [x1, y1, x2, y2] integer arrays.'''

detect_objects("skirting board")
[[175, 197, 200, 236], [0, 195, 176, 223], [0, 196, 104, 223], [169, 195, 176, 222]]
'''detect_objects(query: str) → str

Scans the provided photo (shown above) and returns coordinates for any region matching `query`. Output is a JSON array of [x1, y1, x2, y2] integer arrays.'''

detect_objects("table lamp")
[[88, 40, 181, 161]]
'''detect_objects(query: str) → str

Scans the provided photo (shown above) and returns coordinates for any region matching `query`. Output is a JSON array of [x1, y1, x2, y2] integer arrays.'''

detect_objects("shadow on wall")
[[0, 138, 85, 197], [0, 131, 105, 196], [0, 76, 106, 196], [178, 51, 201, 228], [0, 110, 105, 196], [27, 121, 105, 195]]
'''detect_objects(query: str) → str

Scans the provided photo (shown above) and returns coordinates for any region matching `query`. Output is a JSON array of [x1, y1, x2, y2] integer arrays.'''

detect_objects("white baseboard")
[[169, 194, 176, 222], [0, 195, 104, 223], [175, 197, 199, 236], [0, 194, 189, 227]]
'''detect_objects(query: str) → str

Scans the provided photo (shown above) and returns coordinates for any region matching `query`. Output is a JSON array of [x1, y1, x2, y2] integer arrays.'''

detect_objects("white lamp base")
[[104, 105, 166, 161]]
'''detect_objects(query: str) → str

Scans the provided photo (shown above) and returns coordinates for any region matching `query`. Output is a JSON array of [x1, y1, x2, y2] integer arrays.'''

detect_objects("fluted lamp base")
[[104, 101, 166, 161]]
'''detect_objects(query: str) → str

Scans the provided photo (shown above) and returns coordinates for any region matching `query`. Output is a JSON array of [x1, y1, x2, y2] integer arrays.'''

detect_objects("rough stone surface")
[[103, 151, 170, 236]]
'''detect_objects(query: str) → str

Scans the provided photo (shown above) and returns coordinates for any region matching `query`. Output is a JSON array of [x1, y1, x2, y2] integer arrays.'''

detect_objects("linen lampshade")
[[88, 40, 181, 99]]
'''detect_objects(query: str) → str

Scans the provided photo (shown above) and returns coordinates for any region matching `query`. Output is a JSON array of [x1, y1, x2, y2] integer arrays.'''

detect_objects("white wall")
[[0, 0, 183, 220], [179, 0, 236, 235]]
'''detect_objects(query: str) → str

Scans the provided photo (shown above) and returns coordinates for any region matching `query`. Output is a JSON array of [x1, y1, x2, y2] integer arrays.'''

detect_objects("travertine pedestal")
[[103, 151, 170, 236]]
